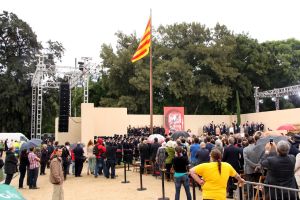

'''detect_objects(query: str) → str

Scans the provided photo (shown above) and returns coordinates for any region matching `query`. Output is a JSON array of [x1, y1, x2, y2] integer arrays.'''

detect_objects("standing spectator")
[[156, 143, 167, 170], [40, 144, 48, 175], [62, 143, 71, 180], [4, 146, 18, 185], [243, 136, 261, 198], [190, 138, 200, 167], [195, 142, 210, 165], [190, 148, 245, 200], [173, 146, 192, 200], [4, 139, 8, 152], [165, 141, 175, 181], [73, 142, 84, 177], [139, 139, 150, 174], [209, 121, 215, 135], [222, 137, 242, 198], [28, 147, 40, 189], [86, 140, 95, 175], [19, 149, 29, 189], [50, 147, 64, 200], [262, 141, 298, 200], [116, 141, 123, 165], [295, 151, 300, 188], [47, 141, 54, 168], [205, 136, 214, 152], [215, 139, 224, 155], [65, 142, 72, 175], [106, 142, 117, 179], [71, 149, 75, 175], [150, 138, 161, 175], [94, 138, 107, 178]]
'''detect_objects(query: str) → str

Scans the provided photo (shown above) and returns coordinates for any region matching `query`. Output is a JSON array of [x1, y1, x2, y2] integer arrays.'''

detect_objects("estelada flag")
[[131, 17, 151, 63]]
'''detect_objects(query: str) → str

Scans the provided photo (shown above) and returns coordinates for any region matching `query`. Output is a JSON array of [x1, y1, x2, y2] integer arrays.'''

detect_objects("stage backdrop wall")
[[55, 117, 81, 144], [55, 104, 300, 144], [240, 108, 300, 131], [80, 103, 128, 145]]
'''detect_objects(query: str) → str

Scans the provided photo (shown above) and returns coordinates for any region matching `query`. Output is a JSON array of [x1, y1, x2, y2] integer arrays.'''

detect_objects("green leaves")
[[0, 11, 40, 134], [96, 22, 300, 114], [0, 11, 65, 135]]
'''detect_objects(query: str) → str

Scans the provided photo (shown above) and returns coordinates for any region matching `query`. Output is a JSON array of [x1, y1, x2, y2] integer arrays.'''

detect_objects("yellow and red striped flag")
[[131, 17, 151, 63]]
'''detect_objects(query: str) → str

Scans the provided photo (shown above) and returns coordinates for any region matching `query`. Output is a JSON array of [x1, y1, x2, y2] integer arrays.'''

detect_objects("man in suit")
[[105, 141, 117, 179], [73, 142, 84, 177], [222, 137, 242, 198], [150, 138, 161, 175], [243, 136, 261, 198]]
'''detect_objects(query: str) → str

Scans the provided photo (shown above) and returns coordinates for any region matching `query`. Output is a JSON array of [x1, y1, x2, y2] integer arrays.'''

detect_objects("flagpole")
[[149, 9, 153, 135]]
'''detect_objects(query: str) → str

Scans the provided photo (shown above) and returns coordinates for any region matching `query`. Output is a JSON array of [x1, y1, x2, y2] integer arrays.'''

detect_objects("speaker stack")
[[58, 83, 70, 132]]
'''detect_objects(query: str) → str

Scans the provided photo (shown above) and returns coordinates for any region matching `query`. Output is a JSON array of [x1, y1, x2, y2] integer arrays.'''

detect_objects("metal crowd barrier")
[[235, 181, 300, 200]]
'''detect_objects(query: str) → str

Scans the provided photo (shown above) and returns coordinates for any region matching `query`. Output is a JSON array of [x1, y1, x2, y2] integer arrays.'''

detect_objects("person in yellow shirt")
[[190, 148, 245, 200]]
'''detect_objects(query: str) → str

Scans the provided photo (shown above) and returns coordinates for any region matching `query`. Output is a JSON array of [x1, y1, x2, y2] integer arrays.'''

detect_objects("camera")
[[269, 138, 274, 144]]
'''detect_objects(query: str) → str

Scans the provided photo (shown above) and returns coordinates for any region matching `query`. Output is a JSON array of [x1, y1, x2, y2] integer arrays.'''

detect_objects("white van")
[[0, 133, 29, 142]]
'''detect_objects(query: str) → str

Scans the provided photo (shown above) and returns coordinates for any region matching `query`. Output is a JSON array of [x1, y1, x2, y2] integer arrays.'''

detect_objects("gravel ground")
[[10, 164, 204, 200]]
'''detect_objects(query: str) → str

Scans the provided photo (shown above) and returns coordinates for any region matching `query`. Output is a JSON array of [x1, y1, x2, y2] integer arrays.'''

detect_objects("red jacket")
[[71, 150, 75, 161], [96, 138, 106, 159]]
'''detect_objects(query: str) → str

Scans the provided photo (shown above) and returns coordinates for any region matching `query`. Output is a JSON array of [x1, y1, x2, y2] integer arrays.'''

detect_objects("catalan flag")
[[131, 17, 151, 63]]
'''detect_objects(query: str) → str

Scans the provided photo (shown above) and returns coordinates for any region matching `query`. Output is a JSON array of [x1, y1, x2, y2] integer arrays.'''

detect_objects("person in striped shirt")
[[28, 147, 40, 189]]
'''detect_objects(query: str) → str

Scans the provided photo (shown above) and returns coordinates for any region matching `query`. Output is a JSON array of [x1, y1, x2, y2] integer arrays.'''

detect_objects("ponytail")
[[217, 159, 222, 175], [211, 148, 222, 175]]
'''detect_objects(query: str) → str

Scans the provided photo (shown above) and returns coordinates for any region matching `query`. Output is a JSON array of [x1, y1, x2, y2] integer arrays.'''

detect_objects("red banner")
[[164, 107, 184, 135]]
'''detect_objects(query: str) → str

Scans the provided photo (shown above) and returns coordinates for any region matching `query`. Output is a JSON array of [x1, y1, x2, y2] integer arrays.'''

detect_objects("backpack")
[[182, 144, 188, 157], [93, 145, 99, 156]]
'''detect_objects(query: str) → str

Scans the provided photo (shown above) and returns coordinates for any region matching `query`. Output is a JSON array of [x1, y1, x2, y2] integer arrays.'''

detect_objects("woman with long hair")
[[19, 149, 29, 188], [173, 146, 192, 200], [190, 148, 245, 200], [86, 140, 95, 175]]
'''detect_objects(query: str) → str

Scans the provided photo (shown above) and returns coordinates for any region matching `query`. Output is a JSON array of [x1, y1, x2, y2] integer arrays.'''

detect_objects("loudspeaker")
[[59, 83, 70, 132]]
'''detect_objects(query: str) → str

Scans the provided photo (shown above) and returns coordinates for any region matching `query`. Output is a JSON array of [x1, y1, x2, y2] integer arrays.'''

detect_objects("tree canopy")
[[96, 22, 300, 115], [0, 11, 64, 135]]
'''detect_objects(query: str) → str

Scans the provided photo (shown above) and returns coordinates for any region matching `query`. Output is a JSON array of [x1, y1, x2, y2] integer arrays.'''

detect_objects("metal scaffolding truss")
[[30, 87, 36, 139], [30, 55, 99, 139], [254, 84, 300, 112]]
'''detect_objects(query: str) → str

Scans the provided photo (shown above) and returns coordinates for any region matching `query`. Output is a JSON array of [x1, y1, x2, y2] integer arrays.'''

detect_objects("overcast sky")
[[2, 0, 300, 66]]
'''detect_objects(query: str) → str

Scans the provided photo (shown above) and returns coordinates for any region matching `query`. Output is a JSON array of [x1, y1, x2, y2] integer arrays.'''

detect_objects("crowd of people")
[[1, 128, 300, 199], [127, 125, 165, 136], [203, 121, 265, 135], [84, 131, 300, 199]]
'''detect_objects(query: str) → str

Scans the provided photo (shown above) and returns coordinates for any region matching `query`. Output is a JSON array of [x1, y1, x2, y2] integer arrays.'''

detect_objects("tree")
[[0, 11, 40, 134], [0, 11, 65, 135], [97, 22, 300, 115]]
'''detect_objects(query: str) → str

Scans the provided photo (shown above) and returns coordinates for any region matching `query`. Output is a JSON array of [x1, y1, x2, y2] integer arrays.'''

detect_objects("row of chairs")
[[132, 160, 153, 174]]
